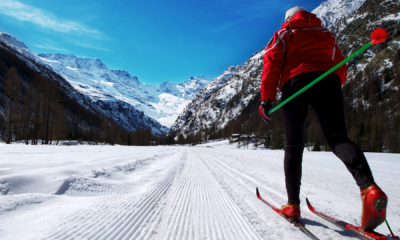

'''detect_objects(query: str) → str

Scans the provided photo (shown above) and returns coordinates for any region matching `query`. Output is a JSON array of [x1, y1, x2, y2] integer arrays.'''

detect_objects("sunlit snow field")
[[0, 141, 399, 240]]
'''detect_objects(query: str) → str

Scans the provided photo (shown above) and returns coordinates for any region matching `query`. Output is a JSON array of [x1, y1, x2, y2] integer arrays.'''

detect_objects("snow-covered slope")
[[177, 76, 212, 100], [169, 65, 243, 135], [0, 32, 38, 62], [38, 54, 211, 128], [0, 31, 48, 72], [168, 48, 263, 136], [312, 0, 366, 33]]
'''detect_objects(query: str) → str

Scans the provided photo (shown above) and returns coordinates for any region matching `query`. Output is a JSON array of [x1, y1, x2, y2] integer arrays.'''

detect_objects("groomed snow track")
[[46, 150, 261, 240], [1, 144, 399, 240]]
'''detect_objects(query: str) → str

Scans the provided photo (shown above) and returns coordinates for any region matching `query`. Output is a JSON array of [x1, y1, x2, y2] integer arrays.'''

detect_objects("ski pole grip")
[[371, 28, 389, 45]]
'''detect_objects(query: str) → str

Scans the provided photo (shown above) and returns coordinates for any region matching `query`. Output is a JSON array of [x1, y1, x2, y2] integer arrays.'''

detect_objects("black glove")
[[259, 100, 273, 124]]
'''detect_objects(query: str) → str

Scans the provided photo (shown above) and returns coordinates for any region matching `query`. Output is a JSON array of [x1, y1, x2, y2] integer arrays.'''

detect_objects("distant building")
[[230, 133, 240, 143]]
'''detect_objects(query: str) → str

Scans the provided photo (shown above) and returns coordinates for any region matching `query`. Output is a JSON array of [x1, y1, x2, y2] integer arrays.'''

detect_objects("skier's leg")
[[309, 73, 375, 189], [281, 76, 309, 204], [283, 145, 305, 204], [326, 135, 375, 188], [310, 74, 387, 230]]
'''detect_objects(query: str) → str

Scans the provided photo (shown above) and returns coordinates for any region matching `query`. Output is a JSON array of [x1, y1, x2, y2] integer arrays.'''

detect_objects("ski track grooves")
[[7, 149, 266, 240], [48, 152, 186, 240], [158, 150, 259, 240], [196, 150, 364, 240], [199, 150, 287, 206], [4, 146, 399, 240]]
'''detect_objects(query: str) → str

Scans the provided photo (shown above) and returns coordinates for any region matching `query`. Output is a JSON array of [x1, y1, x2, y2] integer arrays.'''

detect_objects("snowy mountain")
[[167, 45, 273, 137], [168, 46, 265, 137], [38, 54, 211, 128], [0, 30, 212, 135], [312, 0, 366, 33], [0, 32, 170, 136], [179, 76, 213, 100], [168, 65, 244, 136], [168, 0, 400, 153]]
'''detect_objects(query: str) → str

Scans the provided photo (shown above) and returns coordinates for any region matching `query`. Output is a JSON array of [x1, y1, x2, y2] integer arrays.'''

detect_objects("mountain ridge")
[[0, 31, 212, 134], [0, 32, 172, 135], [38, 53, 211, 128]]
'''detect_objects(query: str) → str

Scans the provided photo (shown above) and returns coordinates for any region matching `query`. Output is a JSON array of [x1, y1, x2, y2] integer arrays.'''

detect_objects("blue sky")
[[0, 0, 324, 85]]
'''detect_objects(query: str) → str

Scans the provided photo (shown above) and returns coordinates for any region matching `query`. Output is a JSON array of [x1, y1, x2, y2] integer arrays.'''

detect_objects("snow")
[[346, 17, 354, 24], [368, 13, 400, 26], [1, 142, 399, 239], [65, 66, 78, 71], [100, 80, 115, 87], [155, 93, 192, 127], [381, 13, 400, 21], [38, 57, 60, 64], [384, 59, 393, 68]]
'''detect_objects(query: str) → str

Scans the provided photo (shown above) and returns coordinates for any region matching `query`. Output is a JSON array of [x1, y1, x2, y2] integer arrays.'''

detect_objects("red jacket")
[[261, 11, 347, 101]]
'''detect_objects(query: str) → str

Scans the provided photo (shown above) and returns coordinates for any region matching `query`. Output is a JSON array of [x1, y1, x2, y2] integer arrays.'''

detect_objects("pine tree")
[[264, 133, 271, 148], [3, 67, 19, 144], [313, 136, 321, 151]]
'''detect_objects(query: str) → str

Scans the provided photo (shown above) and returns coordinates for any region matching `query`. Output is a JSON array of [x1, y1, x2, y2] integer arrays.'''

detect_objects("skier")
[[259, 6, 388, 231]]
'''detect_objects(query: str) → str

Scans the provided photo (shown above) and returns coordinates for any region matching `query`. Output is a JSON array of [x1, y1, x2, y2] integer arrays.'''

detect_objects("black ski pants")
[[281, 71, 375, 204]]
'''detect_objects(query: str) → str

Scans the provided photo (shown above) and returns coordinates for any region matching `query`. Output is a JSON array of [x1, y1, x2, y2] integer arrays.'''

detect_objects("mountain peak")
[[312, 0, 366, 33], [39, 53, 77, 61], [0, 31, 29, 50], [0, 31, 40, 64], [188, 76, 207, 80], [111, 70, 136, 78], [39, 53, 108, 70], [182, 76, 211, 85]]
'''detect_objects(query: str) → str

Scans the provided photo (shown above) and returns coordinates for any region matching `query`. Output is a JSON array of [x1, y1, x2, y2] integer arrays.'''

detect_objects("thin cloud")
[[232, 0, 284, 17], [212, 0, 291, 33], [212, 18, 248, 33], [0, 0, 103, 39], [72, 41, 110, 52], [30, 42, 69, 53]]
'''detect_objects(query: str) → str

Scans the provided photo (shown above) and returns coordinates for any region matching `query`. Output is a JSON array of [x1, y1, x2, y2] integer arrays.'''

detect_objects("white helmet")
[[285, 6, 305, 22]]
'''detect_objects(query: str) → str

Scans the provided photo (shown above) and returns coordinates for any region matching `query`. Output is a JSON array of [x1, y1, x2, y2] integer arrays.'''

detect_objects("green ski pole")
[[385, 220, 399, 239], [267, 28, 389, 115]]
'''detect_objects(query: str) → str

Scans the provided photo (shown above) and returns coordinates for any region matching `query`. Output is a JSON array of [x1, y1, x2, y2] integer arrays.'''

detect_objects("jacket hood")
[[281, 11, 322, 29]]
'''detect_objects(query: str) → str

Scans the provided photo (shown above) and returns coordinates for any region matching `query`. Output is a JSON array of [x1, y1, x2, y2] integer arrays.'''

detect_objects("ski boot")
[[361, 184, 388, 230], [280, 203, 300, 220]]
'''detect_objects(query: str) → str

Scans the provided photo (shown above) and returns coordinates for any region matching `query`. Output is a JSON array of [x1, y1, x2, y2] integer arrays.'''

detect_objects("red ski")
[[306, 198, 390, 240], [256, 188, 319, 240]]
